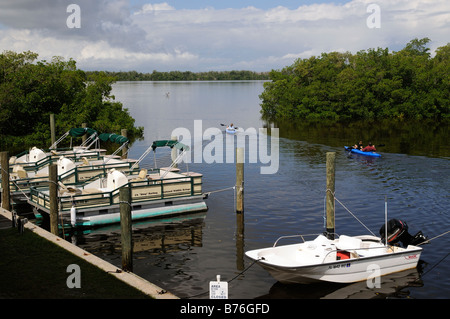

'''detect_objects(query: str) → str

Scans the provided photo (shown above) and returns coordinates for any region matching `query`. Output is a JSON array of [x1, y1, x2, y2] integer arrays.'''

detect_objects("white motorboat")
[[246, 201, 427, 285], [246, 233, 423, 284]]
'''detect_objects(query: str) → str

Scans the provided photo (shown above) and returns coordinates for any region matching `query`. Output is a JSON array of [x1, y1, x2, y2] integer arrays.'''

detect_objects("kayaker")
[[353, 140, 363, 150], [362, 142, 376, 152], [227, 123, 235, 130]]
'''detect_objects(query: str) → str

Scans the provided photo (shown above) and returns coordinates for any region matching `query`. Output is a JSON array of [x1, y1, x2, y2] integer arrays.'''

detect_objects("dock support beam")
[[121, 129, 128, 159], [49, 164, 59, 236], [50, 114, 56, 148], [236, 147, 244, 214], [1, 151, 10, 212], [120, 187, 133, 272], [326, 152, 336, 239]]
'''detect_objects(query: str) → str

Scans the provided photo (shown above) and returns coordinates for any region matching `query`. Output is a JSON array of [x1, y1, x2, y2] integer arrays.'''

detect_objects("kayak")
[[226, 128, 236, 134], [344, 146, 381, 157]]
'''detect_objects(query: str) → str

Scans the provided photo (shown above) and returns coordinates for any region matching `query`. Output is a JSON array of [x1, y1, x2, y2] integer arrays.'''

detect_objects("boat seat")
[[131, 168, 148, 181], [81, 157, 90, 166], [12, 165, 27, 179], [336, 235, 362, 250]]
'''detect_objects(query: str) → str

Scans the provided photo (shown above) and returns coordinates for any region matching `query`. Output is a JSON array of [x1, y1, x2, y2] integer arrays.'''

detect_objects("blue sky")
[[0, 0, 448, 72]]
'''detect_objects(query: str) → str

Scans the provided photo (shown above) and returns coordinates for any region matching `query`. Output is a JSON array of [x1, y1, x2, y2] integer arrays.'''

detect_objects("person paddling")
[[353, 140, 363, 150], [362, 142, 376, 152]]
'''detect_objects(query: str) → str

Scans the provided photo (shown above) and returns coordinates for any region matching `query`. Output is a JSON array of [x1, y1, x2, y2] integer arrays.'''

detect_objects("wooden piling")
[[49, 164, 59, 236], [50, 114, 56, 148], [120, 187, 133, 272], [236, 147, 244, 214], [1, 151, 11, 212], [81, 122, 87, 144], [121, 129, 128, 159], [326, 152, 336, 239]]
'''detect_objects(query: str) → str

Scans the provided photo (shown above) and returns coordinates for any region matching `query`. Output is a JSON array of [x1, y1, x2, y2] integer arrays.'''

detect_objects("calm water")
[[71, 81, 449, 299]]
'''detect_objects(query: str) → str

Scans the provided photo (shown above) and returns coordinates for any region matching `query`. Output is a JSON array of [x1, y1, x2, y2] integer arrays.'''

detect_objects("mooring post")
[[236, 147, 244, 214], [81, 122, 87, 144], [326, 152, 336, 239], [50, 114, 56, 148], [0, 151, 11, 212], [120, 186, 133, 272], [49, 164, 59, 236], [121, 129, 128, 159]]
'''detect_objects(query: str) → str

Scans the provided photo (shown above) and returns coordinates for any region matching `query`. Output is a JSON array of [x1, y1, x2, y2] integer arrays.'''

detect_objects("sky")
[[0, 0, 448, 72]]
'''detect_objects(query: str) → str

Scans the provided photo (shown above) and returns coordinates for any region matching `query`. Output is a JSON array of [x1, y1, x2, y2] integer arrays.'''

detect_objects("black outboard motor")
[[379, 219, 427, 247]]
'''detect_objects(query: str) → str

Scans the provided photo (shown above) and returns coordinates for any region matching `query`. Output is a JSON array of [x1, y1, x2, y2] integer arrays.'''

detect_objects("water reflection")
[[66, 213, 206, 258], [269, 119, 449, 158], [255, 267, 423, 299]]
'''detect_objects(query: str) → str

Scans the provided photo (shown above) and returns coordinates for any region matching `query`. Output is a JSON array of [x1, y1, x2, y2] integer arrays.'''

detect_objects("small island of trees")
[[259, 38, 449, 121]]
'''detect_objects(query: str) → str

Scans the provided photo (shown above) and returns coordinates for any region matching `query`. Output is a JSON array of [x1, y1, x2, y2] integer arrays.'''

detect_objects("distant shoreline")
[[85, 70, 270, 81]]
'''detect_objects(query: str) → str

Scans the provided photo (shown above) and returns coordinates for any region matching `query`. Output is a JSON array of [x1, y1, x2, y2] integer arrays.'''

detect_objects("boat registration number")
[[329, 263, 351, 269]]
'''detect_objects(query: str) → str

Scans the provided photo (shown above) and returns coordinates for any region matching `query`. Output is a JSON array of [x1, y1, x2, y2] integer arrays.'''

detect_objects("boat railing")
[[273, 234, 322, 247], [320, 244, 391, 264], [28, 170, 203, 212], [7, 160, 138, 194]]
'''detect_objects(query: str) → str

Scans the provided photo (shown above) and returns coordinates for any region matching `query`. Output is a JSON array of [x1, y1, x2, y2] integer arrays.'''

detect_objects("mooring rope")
[[204, 186, 235, 196], [323, 189, 376, 237], [417, 230, 450, 246]]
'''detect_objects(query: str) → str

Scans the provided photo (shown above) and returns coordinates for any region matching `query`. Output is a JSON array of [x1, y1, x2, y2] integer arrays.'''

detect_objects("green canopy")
[[99, 133, 129, 144], [151, 140, 190, 151], [69, 127, 97, 137]]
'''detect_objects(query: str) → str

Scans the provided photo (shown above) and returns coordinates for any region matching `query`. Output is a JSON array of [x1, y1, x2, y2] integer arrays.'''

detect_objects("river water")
[[71, 81, 449, 299]]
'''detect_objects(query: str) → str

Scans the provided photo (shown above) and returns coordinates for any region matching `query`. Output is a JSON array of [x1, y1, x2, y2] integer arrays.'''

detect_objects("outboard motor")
[[379, 219, 427, 247]]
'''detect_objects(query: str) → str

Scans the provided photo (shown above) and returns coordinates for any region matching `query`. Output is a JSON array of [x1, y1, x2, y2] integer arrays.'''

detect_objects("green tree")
[[0, 51, 143, 153], [260, 38, 449, 121]]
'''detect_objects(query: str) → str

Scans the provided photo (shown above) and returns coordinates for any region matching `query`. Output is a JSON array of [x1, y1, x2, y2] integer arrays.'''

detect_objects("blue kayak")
[[344, 146, 381, 157], [226, 128, 236, 134]]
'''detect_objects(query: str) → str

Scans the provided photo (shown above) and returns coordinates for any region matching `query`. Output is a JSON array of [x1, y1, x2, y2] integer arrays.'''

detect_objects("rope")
[[204, 186, 235, 196], [417, 230, 450, 246], [334, 196, 376, 236]]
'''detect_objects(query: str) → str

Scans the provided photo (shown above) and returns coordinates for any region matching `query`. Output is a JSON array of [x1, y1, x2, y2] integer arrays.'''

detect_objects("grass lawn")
[[0, 227, 151, 299]]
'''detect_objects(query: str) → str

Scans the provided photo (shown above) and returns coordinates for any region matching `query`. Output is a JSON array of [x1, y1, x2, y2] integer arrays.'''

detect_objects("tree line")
[[0, 51, 143, 153], [260, 38, 449, 121], [85, 70, 269, 81]]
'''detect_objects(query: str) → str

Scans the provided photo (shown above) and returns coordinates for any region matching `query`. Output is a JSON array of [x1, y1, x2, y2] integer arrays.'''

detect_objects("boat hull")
[[76, 200, 207, 227], [344, 146, 381, 157], [245, 235, 422, 284], [251, 250, 421, 284]]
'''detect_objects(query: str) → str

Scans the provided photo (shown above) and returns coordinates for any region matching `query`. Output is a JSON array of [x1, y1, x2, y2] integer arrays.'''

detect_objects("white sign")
[[209, 275, 228, 299]]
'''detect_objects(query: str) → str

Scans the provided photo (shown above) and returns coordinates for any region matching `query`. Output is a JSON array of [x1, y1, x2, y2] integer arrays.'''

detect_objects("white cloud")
[[0, 0, 448, 71], [134, 2, 175, 15]]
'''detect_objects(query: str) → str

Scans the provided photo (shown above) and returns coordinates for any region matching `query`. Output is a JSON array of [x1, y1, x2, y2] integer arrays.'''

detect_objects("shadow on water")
[[269, 119, 450, 158], [256, 265, 424, 299]]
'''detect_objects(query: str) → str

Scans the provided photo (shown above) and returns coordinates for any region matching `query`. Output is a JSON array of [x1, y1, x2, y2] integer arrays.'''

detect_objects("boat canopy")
[[69, 127, 97, 137], [98, 133, 129, 144], [151, 140, 190, 151]]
